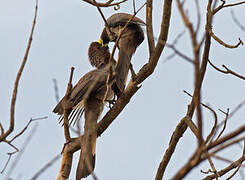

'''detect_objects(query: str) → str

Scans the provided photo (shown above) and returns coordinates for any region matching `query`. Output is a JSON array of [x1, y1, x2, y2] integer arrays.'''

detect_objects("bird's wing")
[[70, 69, 108, 106]]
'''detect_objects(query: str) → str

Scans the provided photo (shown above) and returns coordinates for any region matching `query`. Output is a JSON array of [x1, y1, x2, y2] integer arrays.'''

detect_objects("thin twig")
[[204, 151, 220, 179], [1, 151, 16, 174], [133, 0, 136, 14], [183, 90, 217, 144], [52, 79, 60, 103], [213, 0, 245, 14], [210, 136, 245, 156], [208, 59, 245, 80], [212, 154, 245, 168], [194, 0, 201, 35], [30, 154, 61, 180], [208, 126, 245, 151], [165, 44, 194, 63], [203, 140, 245, 180], [1, 116, 46, 173], [231, 9, 245, 32], [229, 99, 245, 118], [214, 109, 229, 142], [5, 124, 38, 179], [9, 116, 48, 143]]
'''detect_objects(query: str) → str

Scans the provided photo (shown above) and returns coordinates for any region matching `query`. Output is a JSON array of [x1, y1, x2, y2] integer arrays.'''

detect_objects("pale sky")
[[0, 0, 245, 179]]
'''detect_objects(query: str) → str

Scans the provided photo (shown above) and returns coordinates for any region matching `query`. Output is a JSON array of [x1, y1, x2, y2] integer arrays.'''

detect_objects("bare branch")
[[213, 0, 245, 14], [209, 29, 243, 48], [212, 154, 245, 168], [223, 1, 245, 8], [176, 0, 203, 146], [229, 99, 245, 118], [183, 91, 217, 145], [133, 0, 136, 14], [165, 44, 194, 63], [5, 124, 38, 179], [208, 59, 245, 80], [184, 116, 199, 138], [1, 151, 17, 174], [209, 137, 245, 156], [194, 0, 201, 35], [9, 116, 47, 143], [52, 78, 60, 103], [183, 91, 220, 179], [30, 154, 61, 180], [57, 142, 74, 180], [214, 109, 229, 142], [164, 0, 215, 178], [208, 126, 245, 151], [155, 116, 188, 180], [204, 151, 220, 179], [0, 0, 39, 142], [203, 141, 245, 180], [57, 67, 75, 179]]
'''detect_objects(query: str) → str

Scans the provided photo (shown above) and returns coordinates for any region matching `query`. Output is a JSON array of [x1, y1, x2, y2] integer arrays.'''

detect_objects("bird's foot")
[[106, 99, 116, 109], [106, 94, 117, 108]]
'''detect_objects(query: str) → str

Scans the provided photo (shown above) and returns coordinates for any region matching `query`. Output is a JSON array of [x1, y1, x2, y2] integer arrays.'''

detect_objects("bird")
[[99, 13, 145, 96], [53, 41, 115, 124], [88, 41, 111, 69], [53, 41, 115, 179]]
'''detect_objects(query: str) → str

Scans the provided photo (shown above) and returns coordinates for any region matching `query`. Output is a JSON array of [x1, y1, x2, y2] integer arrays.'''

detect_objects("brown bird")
[[53, 41, 115, 179], [88, 41, 111, 69], [99, 13, 145, 95]]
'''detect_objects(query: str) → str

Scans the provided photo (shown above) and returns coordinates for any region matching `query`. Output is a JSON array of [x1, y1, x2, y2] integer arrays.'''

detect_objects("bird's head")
[[98, 28, 111, 47], [88, 41, 110, 69]]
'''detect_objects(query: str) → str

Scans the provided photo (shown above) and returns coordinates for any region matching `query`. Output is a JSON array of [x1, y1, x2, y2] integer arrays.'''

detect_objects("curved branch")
[[209, 29, 243, 48], [82, 0, 127, 7]]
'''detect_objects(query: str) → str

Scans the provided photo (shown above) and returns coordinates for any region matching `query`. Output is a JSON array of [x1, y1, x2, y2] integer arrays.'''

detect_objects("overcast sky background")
[[0, 0, 245, 179]]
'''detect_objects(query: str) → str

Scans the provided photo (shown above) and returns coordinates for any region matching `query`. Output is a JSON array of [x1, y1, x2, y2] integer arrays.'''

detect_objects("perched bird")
[[53, 42, 115, 122], [99, 13, 145, 95], [53, 41, 115, 179]]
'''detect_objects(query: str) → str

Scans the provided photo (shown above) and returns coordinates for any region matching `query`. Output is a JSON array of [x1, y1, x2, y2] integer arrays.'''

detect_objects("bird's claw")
[[106, 99, 116, 108]]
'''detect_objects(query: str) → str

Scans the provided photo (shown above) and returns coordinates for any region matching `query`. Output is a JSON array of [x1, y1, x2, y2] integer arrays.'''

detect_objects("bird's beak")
[[98, 38, 108, 47]]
